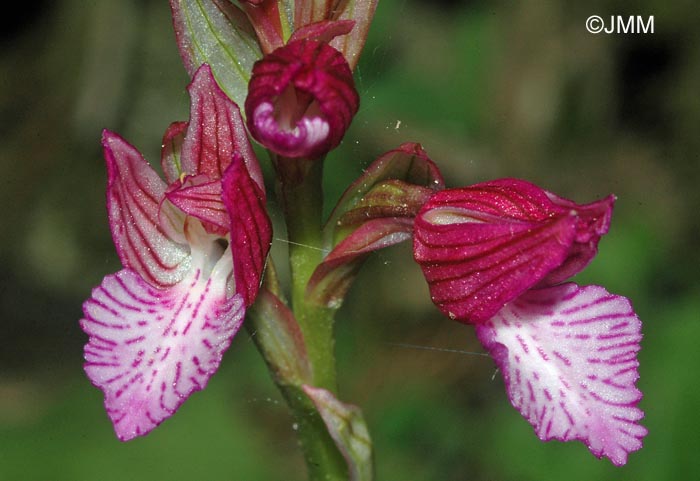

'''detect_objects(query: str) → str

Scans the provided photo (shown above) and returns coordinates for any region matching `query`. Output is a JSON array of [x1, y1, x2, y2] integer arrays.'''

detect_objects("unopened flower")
[[245, 39, 359, 159], [413, 178, 646, 465], [80, 64, 272, 440], [308, 142, 444, 307]]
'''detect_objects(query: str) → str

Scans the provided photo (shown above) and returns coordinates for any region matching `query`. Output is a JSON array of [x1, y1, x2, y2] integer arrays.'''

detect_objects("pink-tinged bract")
[[475, 283, 646, 466], [81, 220, 245, 441], [289, 20, 355, 45], [294, 0, 334, 29], [413, 178, 614, 323], [239, 0, 285, 54], [308, 217, 415, 307], [161, 121, 188, 184], [328, 0, 378, 70], [303, 385, 373, 481], [293, 0, 378, 70], [308, 142, 444, 307], [245, 39, 359, 159]]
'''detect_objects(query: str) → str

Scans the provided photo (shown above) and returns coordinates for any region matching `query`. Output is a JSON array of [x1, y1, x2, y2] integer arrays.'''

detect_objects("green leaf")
[[171, 0, 262, 109]]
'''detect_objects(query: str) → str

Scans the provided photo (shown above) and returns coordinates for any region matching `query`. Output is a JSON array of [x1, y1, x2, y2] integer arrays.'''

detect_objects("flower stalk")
[[277, 158, 338, 390], [277, 158, 349, 478], [246, 286, 348, 481], [246, 155, 352, 480]]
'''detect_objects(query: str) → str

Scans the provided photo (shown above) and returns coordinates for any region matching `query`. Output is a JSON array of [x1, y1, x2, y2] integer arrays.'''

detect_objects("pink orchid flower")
[[80, 64, 272, 441], [414, 178, 647, 466]]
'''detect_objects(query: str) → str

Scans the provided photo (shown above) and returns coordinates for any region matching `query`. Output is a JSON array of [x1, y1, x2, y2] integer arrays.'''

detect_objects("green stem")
[[283, 386, 347, 481], [278, 159, 337, 391], [273, 157, 346, 480], [245, 310, 345, 481]]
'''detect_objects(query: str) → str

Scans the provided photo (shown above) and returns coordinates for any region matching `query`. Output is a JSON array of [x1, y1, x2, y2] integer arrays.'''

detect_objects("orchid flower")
[[80, 64, 272, 441], [413, 178, 647, 465]]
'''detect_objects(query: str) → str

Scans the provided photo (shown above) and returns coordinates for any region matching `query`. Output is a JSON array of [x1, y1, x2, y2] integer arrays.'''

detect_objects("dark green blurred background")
[[2, 0, 699, 479]]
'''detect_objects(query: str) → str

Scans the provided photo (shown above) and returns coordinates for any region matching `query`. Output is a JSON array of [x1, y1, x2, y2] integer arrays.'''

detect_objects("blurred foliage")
[[1, 0, 699, 479]]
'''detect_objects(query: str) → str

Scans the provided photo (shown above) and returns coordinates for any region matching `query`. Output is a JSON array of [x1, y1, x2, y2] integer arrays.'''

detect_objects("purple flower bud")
[[245, 39, 359, 159]]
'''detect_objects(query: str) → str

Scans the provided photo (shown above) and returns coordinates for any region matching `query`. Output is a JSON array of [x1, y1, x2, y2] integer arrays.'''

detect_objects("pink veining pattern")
[[166, 174, 229, 236], [222, 153, 273, 307], [475, 283, 646, 465], [413, 178, 613, 323], [181, 64, 264, 188], [81, 253, 244, 441], [85, 62, 272, 440], [103, 131, 190, 288]]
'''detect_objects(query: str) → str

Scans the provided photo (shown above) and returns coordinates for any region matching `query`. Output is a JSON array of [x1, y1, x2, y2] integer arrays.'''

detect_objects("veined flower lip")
[[475, 283, 646, 466], [81, 218, 245, 441]]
